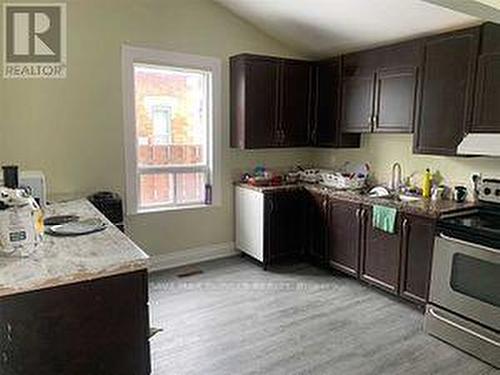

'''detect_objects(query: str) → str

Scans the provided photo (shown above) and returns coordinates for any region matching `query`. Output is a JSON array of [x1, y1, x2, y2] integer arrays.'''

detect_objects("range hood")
[[457, 133, 500, 156]]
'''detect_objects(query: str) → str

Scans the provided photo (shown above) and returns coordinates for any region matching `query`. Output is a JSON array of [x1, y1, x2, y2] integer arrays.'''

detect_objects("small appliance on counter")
[[87, 191, 124, 232], [453, 185, 468, 203], [0, 166, 44, 257], [0, 168, 47, 208], [424, 175, 500, 368]]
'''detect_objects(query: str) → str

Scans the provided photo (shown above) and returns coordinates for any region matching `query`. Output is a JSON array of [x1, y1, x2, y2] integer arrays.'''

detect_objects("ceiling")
[[215, 0, 484, 58]]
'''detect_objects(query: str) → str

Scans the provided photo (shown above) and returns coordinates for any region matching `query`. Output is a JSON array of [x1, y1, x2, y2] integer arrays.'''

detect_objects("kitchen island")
[[0, 200, 150, 375]]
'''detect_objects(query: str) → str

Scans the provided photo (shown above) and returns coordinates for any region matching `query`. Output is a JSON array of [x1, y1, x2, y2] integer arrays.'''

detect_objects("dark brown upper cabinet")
[[311, 59, 361, 147], [230, 54, 312, 149], [341, 41, 422, 134], [374, 66, 419, 133], [280, 60, 312, 147], [230, 55, 279, 149], [415, 27, 480, 155], [471, 23, 500, 133], [341, 71, 376, 133]]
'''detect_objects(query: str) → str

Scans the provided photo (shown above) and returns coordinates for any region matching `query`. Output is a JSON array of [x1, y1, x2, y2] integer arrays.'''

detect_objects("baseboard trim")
[[148, 242, 238, 272]]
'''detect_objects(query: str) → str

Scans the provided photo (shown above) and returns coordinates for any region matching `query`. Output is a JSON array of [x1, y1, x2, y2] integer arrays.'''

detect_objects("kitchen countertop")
[[235, 182, 477, 218], [0, 199, 149, 298]]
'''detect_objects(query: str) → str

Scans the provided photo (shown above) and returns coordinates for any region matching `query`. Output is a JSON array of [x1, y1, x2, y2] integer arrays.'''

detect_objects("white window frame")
[[122, 45, 222, 215]]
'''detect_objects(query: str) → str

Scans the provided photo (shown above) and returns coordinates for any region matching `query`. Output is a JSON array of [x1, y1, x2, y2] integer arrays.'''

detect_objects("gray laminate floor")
[[148, 256, 497, 375]]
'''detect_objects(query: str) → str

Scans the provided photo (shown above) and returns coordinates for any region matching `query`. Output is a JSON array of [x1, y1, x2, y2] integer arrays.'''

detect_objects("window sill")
[[132, 203, 215, 216]]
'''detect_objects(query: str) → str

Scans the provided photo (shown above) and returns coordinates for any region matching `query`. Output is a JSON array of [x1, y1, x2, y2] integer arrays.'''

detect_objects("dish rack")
[[298, 169, 320, 183], [319, 172, 367, 190]]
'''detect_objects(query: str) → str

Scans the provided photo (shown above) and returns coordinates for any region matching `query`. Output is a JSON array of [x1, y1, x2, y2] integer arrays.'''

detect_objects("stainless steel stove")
[[424, 178, 500, 368]]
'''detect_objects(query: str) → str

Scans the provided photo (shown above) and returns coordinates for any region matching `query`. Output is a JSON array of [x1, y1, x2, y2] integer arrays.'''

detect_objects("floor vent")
[[175, 265, 203, 278]]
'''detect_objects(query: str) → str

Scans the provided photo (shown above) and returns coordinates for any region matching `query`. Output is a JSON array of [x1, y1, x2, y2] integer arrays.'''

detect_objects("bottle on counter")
[[0, 188, 44, 257], [422, 168, 432, 199]]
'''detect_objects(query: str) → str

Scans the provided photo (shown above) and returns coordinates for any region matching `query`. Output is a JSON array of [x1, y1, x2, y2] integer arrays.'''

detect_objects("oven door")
[[430, 234, 500, 331]]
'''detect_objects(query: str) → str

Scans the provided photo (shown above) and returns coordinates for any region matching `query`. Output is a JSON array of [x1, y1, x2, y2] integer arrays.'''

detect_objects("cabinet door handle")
[[402, 218, 409, 232], [310, 127, 316, 144], [268, 199, 274, 213], [401, 218, 409, 249], [5, 323, 12, 342], [356, 208, 361, 219], [360, 208, 366, 220]]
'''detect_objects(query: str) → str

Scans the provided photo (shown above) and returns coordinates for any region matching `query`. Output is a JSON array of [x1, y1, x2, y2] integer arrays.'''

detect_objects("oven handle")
[[439, 233, 500, 256], [428, 307, 500, 347]]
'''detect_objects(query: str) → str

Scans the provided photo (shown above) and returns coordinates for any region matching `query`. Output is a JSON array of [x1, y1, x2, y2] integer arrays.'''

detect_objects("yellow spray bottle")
[[422, 168, 432, 198]]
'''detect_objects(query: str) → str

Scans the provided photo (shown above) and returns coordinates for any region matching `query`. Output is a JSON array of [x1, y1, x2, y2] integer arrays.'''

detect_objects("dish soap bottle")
[[422, 168, 432, 198]]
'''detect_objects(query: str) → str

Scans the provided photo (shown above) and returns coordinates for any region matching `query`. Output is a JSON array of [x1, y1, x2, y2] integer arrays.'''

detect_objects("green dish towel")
[[372, 205, 397, 234]]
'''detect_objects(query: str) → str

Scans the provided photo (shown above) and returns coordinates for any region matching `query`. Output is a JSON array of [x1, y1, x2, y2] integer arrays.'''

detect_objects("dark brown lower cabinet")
[[360, 207, 402, 294], [264, 190, 304, 268], [327, 199, 362, 277], [399, 214, 436, 304], [0, 271, 151, 375], [325, 205, 437, 305], [267, 188, 437, 306], [303, 189, 329, 265]]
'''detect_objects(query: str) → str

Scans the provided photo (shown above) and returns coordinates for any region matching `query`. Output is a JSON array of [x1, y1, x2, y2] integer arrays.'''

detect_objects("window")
[[122, 46, 221, 214]]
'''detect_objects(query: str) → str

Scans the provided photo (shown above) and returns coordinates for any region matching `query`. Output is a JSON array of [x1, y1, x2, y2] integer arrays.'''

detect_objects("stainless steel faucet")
[[390, 162, 402, 192]]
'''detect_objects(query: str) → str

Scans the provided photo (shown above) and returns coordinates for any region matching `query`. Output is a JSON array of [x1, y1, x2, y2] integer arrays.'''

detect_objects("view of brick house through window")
[[134, 64, 210, 208]]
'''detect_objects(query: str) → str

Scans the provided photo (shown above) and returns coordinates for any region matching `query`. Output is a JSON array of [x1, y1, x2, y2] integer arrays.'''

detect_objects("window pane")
[[134, 64, 208, 166], [176, 173, 206, 204], [140, 173, 174, 207]]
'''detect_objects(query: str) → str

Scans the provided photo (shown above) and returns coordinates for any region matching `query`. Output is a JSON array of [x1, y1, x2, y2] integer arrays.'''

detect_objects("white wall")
[[313, 134, 500, 191], [0, 0, 310, 255]]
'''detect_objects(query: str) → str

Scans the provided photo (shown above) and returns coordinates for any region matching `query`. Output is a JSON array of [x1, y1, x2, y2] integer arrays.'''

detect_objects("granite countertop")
[[235, 182, 477, 218], [0, 199, 149, 298]]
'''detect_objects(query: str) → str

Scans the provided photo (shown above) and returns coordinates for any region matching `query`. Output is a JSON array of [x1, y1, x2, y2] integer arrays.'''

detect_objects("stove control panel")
[[479, 178, 500, 204]]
